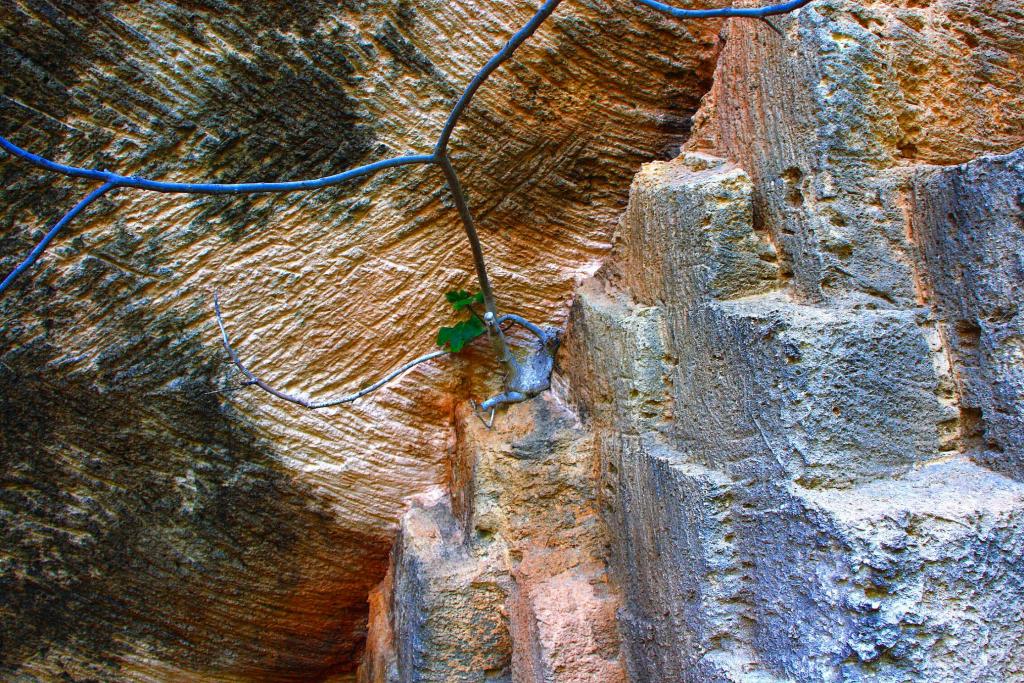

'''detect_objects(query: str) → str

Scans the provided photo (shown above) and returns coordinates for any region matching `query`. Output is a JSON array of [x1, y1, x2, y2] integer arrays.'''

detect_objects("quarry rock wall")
[[1, 0, 1022, 680], [367, 1, 1024, 681]]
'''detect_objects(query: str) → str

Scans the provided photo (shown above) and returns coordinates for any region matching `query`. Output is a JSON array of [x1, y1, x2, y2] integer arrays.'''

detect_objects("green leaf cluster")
[[445, 289, 484, 311], [436, 289, 487, 352]]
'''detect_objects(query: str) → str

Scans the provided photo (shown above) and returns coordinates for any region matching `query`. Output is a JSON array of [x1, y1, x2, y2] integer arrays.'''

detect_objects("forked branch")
[[0, 181, 116, 293], [0, 0, 817, 413]]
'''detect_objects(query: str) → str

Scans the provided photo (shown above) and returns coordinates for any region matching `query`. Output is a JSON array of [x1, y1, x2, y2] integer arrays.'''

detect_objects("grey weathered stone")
[[620, 153, 780, 308], [910, 148, 1024, 479], [361, 397, 627, 683], [561, 284, 670, 435], [599, 429, 1024, 681], [671, 296, 955, 487], [390, 499, 512, 683], [748, 458, 1024, 682], [597, 435, 763, 683], [562, 140, 1024, 679], [573, 154, 956, 488], [688, 0, 1024, 306]]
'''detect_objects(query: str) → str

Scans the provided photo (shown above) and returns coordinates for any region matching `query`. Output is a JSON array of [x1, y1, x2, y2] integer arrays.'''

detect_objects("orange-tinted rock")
[[6, 0, 1024, 679], [0, 1, 719, 678], [359, 397, 625, 682]]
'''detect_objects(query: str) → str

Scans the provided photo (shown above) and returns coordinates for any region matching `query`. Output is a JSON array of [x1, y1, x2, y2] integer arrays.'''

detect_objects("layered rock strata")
[[3, 0, 1024, 680]]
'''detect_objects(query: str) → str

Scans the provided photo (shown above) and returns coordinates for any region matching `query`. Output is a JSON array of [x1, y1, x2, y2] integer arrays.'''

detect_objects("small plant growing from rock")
[[0, 0, 813, 425], [437, 290, 487, 354]]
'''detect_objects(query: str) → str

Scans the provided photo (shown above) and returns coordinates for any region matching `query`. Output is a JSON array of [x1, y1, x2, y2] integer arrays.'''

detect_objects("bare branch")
[[213, 292, 449, 410], [0, 181, 117, 294], [0, 137, 435, 293], [437, 154, 499, 316], [435, 0, 564, 155], [496, 313, 550, 342], [759, 16, 785, 35], [1, 0, 820, 418], [632, 0, 814, 20], [0, 137, 435, 195]]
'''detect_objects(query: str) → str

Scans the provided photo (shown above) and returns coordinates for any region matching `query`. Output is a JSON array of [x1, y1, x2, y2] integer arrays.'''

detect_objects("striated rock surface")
[[4, 0, 1024, 680], [0, 1, 718, 679]]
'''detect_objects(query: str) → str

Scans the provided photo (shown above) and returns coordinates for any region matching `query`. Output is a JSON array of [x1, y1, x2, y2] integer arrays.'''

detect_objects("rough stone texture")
[[607, 154, 957, 487], [359, 397, 625, 683], [0, 1, 719, 679], [553, 0, 1024, 674], [909, 149, 1024, 479], [750, 460, 1024, 682], [390, 497, 512, 682], [687, 0, 1024, 305], [562, 150, 1024, 680], [5, 0, 1024, 680]]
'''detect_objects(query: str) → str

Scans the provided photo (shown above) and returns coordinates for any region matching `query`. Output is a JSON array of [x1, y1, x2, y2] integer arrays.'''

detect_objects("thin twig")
[[435, 0, 564, 154], [213, 292, 449, 409], [758, 16, 784, 35], [632, 0, 814, 20], [0, 181, 116, 294], [496, 313, 550, 342], [437, 153, 499, 319]]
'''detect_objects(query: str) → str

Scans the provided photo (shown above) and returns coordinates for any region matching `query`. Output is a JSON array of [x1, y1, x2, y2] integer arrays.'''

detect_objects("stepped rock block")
[[748, 458, 1024, 681], [566, 286, 955, 487], [911, 148, 1024, 477], [603, 430, 1024, 681], [390, 501, 512, 683], [672, 295, 955, 486], [620, 152, 779, 308], [361, 398, 627, 683], [596, 432, 1024, 683], [688, 0, 1024, 305], [599, 435, 765, 683], [562, 284, 671, 433]]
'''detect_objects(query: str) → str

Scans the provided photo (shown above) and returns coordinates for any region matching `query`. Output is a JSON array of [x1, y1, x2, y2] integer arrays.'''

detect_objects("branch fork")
[[0, 0, 817, 420]]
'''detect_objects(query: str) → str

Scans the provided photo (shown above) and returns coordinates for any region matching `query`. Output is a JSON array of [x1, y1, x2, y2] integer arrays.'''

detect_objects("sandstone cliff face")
[[2, 0, 1023, 681], [0, 0, 716, 679]]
